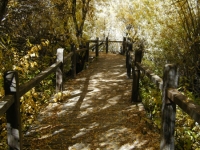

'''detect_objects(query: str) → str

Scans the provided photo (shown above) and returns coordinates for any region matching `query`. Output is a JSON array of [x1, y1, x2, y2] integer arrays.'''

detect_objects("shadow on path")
[[23, 53, 160, 150]]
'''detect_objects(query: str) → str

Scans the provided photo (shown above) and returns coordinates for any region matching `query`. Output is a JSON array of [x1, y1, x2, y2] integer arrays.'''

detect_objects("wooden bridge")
[[23, 52, 160, 149], [1, 38, 200, 149]]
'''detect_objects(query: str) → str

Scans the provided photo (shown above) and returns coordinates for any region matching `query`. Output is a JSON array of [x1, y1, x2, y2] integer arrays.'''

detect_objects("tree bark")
[[72, 0, 91, 45], [160, 64, 178, 150]]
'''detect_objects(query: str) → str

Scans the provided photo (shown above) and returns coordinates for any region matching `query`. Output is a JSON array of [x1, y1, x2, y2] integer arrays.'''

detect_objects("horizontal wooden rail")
[[135, 62, 200, 124], [0, 95, 14, 115], [89, 38, 124, 54], [167, 88, 200, 124], [0, 38, 103, 149], [136, 62, 163, 90], [64, 52, 73, 62], [19, 61, 62, 97]]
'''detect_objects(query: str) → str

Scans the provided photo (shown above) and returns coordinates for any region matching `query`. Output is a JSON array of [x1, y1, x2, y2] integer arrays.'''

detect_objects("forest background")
[[0, 0, 200, 149]]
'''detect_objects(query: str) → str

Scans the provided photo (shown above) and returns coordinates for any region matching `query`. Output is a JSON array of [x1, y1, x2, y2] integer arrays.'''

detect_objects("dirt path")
[[23, 53, 160, 150]]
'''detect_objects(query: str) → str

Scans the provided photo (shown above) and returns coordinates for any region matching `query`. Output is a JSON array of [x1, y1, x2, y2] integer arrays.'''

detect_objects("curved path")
[[23, 53, 160, 149]]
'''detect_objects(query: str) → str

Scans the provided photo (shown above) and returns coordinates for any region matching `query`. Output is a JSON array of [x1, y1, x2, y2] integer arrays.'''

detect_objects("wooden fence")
[[125, 41, 200, 149], [2, 36, 196, 149], [0, 39, 104, 149]]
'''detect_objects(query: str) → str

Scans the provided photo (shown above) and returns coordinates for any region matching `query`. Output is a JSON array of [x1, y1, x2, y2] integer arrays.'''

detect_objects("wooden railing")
[[125, 41, 200, 149], [0, 37, 127, 149], [90, 37, 125, 54], [0, 39, 103, 149]]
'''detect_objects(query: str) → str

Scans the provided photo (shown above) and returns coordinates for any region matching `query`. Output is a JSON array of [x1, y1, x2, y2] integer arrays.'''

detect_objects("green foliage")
[[140, 76, 162, 130], [0, 116, 8, 150], [115, 0, 200, 97], [140, 64, 200, 149], [175, 109, 200, 149]]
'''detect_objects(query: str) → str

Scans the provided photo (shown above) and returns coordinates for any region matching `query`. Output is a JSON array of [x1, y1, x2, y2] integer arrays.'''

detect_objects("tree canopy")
[[114, 0, 200, 96]]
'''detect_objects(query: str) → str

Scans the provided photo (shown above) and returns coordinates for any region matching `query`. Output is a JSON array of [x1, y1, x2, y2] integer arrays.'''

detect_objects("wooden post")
[[127, 43, 132, 78], [131, 49, 143, 102], [96, 37, 99, 57], [86, 41, 89, 63], [4, 71, 22, 150], [126, 42, 129, 68], [71, 44, 76, 78], [123, 37, 126, 55], [160, 64, 178, 150], [106, 37, 108, 53], [56, 48, 64, 93]]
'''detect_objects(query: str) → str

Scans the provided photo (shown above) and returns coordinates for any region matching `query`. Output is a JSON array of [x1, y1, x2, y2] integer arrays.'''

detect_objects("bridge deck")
[[23, 53, 160, 149]]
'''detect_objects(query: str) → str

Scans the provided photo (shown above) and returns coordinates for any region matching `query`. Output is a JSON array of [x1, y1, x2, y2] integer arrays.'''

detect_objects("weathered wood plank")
[[168, 88, 200, 124], [19, 61, 62, 97], [122, 37, 126, 55], [96, 37, 99, 57], [0, 95, 14, 116], [136, 62, 163, 90], [106, 37, 108, 53], [131, 49, 143, 102], [86, 42, 89, 62], [71, 44, 76, 78], [4, 71, 22, 149], [56, 48, 64, 92], [160, 64, 178, 150]]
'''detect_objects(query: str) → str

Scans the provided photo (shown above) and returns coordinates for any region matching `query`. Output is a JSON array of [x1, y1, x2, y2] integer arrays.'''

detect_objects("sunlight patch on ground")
[[69, 126, 152, 149], [62, 90, 71, 96], [88, 80, 98, 85], [57, 96, 80, 112], [117, 72, 127, 77], [96, 79, 124, 82], [114, 64, 124, 68], [75, 77, 87, 81], [25, 125, 52, 136], [97, 127, 150, 149], [67, 96, 80, 103], [69, 143, 90, 150], [37, 128, 65, 140], [38, 95, 81, 121], [79, 101, 91, 109], [72, 122, 99, 139], [112, 72, 120, 75], [119, 139, 148, 150], [46, 102, 59, 111], [77, 95, 121, 118], [90, 72, 103, 79], [101, 95, 121, 110], [77, 110, 90, 118], [56, 109, 67, 117], [70, 89, 82, 95]]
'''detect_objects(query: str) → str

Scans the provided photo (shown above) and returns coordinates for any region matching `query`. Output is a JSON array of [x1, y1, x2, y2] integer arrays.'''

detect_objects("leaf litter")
[[23, 53, 160, 150]]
